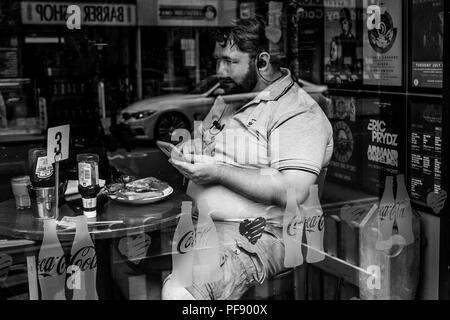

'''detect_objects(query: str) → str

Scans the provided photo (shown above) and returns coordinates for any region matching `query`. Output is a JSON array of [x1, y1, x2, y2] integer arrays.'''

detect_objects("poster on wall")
[[324, 0, 363, 85], [240, 2, 255, 19], [411, 0, 443, 89], [290, 0, 324, 83], [409, 101, 444, 215], [363, 0, 402, 87], [267, 1, 285, 60], [360, 97, 406, 196], [326, 95, 363, 187]]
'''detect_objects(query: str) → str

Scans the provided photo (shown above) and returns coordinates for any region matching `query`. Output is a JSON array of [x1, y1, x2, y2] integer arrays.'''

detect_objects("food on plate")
[[104, 177, 169, 200], [125, 177, 169, 193], [104, 182, 123, 194]]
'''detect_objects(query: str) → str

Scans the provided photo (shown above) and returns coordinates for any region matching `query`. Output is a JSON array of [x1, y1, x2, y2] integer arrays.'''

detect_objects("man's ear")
[[257, 52, 271, 70]]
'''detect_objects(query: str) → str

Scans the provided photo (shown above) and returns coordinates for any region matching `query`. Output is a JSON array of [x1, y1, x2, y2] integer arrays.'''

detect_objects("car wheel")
[[154, 112, 190, 142]]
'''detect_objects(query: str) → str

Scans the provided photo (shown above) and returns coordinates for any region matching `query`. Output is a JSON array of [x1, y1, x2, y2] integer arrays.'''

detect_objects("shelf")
[[0, 134, 45, 144], [326, 88, 443, 99]]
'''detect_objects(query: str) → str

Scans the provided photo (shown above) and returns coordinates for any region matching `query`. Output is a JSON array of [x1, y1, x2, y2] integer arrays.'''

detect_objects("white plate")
[[107, 186, 174, 205]]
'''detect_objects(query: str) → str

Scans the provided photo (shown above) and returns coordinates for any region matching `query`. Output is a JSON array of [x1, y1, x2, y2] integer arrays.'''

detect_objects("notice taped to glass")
[[361, 97, 405, 196], [363, 0, 402, 87], [409, 101, 443, 214], [290, 0, 324, 83], [326, 95, 362, 187], [324, 0, 363, 85], [411, 0, 443, 89]]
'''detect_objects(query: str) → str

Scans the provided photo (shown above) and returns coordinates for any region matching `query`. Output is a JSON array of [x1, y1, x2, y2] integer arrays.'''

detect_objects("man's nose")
[[216, 61, 227, 77]]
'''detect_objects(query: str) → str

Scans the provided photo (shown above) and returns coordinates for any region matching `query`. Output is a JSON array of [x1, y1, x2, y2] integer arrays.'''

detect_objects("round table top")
[[0, 190, 191, 242]]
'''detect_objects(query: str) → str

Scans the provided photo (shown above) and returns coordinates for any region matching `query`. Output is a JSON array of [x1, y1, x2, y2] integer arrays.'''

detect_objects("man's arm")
[[216, 165, 318, 208], [169, 156, 317, 208]]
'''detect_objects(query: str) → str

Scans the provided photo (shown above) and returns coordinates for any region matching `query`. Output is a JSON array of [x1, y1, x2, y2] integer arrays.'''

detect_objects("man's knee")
[[161, 276, 196, 300]]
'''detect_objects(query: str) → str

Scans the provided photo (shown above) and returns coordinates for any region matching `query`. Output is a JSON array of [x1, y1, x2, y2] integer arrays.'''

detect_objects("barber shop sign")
[[20, 1, 137, 28]]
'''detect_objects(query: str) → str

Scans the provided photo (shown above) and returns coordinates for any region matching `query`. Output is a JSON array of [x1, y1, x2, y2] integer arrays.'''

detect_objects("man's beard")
[[218, 61, 258, 94]]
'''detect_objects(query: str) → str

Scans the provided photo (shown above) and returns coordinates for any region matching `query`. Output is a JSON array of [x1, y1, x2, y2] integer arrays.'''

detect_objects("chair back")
[[317, 167, 328, 200]]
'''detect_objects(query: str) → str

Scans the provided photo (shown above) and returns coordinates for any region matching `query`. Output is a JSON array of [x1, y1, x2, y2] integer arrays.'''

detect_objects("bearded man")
[[162, 17, 334, 300]]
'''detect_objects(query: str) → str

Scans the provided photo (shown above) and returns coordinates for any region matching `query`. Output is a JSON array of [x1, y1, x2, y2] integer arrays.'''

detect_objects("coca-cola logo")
[[70, 246, 97, 271], [304, 214, 324, 233], [177, 231, 195, 254], [287, 215, 303, 237], [378, 203, 408, 222], [378, 203, 393, 221], [0, 253, 13, 281], [38, 255, 66, 278], [38, 246, 97, 278]]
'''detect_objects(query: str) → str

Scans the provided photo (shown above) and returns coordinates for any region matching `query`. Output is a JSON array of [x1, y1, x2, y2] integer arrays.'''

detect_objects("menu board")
[[0, 48, 19, 78], [323, 0, 363, 85], [326, 95, 363, 186], [363, 0, 402, 86], [411, 0, 443, 89], [409, 101, 444, 215], [360, 96, 406, 196], [0, 35, 19, 78]]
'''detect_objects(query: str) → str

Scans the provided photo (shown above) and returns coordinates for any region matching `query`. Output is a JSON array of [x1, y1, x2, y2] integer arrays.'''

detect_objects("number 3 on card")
[[47, 125, 70, 164]]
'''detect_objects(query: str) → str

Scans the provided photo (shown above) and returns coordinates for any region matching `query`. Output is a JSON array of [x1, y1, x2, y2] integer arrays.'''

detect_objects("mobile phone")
[[156, 140, 183, 159]]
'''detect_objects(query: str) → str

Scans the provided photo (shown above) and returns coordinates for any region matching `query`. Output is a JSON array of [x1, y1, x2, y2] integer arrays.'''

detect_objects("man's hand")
[[177, 138, 216, 162], [169, 155, 220, 185], [179, 138, 203, 160]]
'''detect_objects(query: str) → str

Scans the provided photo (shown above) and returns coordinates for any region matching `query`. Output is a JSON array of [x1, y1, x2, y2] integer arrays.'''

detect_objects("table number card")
[[47, 124, 70, 164]]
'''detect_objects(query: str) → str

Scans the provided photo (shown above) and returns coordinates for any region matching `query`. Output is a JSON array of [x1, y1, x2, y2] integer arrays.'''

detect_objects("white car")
[[119, 76, 330, 142]]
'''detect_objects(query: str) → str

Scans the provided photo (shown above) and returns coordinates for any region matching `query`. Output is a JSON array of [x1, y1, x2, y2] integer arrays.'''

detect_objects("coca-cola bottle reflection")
[[70, 215, 98, 300], [395, 174, 414, 245], [77, 154, 100, 218], [283, 187, 304, 268], [376, 176, 396, 251], [303, 185, 325, 263], [37, 219, 67, 300], [193, 198, 221, 284], [171, 201, 195, 288]]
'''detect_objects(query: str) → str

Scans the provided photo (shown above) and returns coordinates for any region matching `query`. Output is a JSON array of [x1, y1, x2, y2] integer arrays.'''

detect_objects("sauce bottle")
[[29, 148, 55, 188], [77, 154, 100, 218]]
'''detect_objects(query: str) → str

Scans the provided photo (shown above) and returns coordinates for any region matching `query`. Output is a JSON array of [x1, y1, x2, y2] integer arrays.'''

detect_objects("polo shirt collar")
[[237, 68, 294, 113]]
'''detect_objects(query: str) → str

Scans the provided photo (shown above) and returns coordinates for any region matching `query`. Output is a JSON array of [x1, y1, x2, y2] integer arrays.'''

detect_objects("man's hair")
[[215, 16, 269, 58]]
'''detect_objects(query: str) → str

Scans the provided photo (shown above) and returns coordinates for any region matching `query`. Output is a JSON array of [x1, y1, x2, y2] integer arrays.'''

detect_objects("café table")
[[0, 189, 191, 300]]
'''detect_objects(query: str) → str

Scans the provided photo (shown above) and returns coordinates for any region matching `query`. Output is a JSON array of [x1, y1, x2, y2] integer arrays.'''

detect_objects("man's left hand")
[[169, 155, 221, 185]]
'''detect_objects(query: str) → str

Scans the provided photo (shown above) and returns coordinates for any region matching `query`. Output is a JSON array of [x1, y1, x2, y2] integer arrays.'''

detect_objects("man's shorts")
[[166, 220, 287, 300]]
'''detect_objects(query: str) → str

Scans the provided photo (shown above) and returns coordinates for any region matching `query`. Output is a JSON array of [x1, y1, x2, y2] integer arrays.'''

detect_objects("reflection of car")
[[119, 76, 330, 142]]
